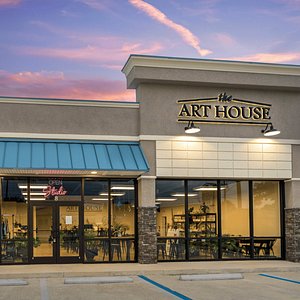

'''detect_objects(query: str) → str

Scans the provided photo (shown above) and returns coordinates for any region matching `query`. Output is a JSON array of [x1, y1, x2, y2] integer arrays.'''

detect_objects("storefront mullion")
[[217, 180, 222, 260], [107, 179, 112, 262], [184, 179, 189, 261], [249, 181, 254, 259], [280, 181, 286, 260]]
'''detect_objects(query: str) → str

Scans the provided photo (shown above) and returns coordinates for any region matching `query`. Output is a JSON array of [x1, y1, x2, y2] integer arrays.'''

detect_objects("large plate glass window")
[[111, 179, 136, 262], [84, 180, 109, 262], [1, 178, 28, 263], [188, 180, 218, 260], [29, 178, 81, 202], [156, 180, 185, 261], [221, 180, 249, 259], [253, 181, 281, 258]]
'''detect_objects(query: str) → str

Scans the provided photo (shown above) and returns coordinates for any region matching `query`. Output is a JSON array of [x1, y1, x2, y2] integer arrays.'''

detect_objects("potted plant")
[[14, 239, 29, 262], [84, 231, 99, 262]]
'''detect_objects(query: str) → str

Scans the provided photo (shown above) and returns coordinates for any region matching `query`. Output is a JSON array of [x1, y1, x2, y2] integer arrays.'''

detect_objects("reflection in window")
[[1, 179, 28, 263]]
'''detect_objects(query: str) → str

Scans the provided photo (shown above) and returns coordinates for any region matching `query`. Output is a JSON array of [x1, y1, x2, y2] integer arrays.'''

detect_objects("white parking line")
[[40, 278, 49, 300], [64, 276, 133, 284], [0, 279, 28, 286]]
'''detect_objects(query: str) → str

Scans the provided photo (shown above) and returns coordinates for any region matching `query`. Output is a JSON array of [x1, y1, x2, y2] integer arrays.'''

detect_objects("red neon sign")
[[43, 185, 67, 198]]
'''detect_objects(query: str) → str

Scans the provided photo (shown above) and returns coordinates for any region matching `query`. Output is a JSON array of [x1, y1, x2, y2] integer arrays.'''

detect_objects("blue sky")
[[0, 0, 299, 101]]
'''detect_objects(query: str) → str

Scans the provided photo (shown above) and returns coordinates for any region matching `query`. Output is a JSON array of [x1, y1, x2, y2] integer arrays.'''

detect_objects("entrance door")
[[29, 202, 82, 263]]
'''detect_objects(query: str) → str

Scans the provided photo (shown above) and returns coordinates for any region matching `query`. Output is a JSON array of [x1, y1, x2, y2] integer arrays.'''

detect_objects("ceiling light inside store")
[[156, 198, 177, 202], [25, 197, 45, 201], [171, 193, 197, 197], [18, 185, 47, 189], [193, 186, 226, 191], [99, 192, 125, 197], [111, 186, 134, 190], [92, 198, 108, 201], [27, 192, 45, 196]]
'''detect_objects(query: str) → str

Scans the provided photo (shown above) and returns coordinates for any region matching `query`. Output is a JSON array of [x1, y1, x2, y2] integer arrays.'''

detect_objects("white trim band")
[[0, 97, 139, 109], [0, 132, 139, 142], [140, 135, 300, 145]]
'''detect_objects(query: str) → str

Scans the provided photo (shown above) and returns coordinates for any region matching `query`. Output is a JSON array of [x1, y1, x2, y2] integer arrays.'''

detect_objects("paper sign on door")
[[66, 216, 72, 225]]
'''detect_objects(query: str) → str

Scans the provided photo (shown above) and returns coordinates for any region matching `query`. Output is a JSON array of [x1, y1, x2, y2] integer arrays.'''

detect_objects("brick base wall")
[[285, 208, 300, 262], [138, 207, 157, 264]]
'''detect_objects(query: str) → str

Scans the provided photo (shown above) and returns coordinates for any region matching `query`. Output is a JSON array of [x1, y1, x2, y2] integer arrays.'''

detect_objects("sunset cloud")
[[128, 0, 212, 56], [224, 52, 300, 64], [0, 70, 135, 101], [78, 0, 109, 11], [213, 33, 237, 47], [0, 0, 21, 6], [18, 42, 163, 67]]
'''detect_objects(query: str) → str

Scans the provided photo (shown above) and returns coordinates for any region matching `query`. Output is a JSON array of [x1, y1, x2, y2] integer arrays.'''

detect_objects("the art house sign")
[[177, 93, 272, 126]]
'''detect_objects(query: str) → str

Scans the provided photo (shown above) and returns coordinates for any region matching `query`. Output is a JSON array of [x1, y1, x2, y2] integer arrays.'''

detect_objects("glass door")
[[31, 203, 56, 263], [30, 203, 82, 263]]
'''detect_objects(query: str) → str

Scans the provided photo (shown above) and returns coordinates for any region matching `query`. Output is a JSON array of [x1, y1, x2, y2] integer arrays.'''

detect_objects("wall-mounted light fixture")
[[185, 121, 200, 134], [261, 123, 281, 137]]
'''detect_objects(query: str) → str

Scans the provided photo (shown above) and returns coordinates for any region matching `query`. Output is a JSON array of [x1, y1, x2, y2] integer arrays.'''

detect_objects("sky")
[[0, 0, 300, 101]]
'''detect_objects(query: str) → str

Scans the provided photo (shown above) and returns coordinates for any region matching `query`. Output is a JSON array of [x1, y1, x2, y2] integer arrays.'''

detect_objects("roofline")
[[122, 54, 300, 77], [0, 96, 139, 109]]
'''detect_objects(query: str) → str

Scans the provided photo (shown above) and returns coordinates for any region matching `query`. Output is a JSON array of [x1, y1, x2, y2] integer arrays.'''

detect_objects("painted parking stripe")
[[259, 273, 300, 285], [40, 278, 49, 300], [138, 275, 192, 300], [0, 279, 28, 286]]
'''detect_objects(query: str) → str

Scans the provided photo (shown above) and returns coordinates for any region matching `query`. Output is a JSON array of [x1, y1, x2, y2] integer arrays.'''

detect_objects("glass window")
[[253, 181, 281, 258], [111, 179, 136, 262], [253, 181, 280, 236], [84, 180, 108, 262], [1, 178, 28, 263], [156, 180, 185, 261], [221, 181, 249, 259], [29, 178, 81, 202], [221, 181, 249, 237], [188, 180, 218, 260]]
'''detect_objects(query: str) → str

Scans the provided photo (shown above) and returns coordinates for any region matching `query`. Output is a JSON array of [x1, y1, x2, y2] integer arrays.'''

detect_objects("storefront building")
[[0, 55, 300, 264]]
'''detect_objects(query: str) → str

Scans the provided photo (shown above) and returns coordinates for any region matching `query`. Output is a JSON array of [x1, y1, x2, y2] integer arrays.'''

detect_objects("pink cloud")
[[0, 70, 135, 101], [223, 52, 300, 64], [18, 41, 163, 67], [0, 0, 21, 6], [128, 0, 212, 56], [213, 33, 237, 47], [78, 0, 109, 10]]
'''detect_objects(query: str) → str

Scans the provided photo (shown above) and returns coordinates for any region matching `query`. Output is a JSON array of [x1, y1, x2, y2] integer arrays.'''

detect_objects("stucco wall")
[[137, 83, 300, 139], [0, 102, 139, 136]]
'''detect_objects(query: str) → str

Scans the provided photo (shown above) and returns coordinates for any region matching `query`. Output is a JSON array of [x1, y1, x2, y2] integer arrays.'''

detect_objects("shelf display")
[[173, 213, 217, 237]]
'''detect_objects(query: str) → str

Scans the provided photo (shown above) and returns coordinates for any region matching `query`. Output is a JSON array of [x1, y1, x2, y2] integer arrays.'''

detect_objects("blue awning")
[[0, 139, 149, 175]]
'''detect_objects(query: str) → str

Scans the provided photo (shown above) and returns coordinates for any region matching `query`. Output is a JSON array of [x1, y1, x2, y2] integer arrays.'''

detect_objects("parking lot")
[[0, 271, 299, 300]]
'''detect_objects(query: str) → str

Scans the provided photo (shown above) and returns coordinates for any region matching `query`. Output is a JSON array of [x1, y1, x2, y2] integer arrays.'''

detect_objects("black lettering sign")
[[177, 93, 273, 126]]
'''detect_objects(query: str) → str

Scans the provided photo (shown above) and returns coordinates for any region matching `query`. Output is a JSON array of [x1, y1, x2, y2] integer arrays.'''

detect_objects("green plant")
[[33, 237, 41, 248], [221, 235, 242, 257], [112, 223, 129, 236]]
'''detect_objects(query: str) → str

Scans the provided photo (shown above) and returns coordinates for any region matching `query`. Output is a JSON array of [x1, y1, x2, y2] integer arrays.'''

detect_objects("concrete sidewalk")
[[0, 261, 300, 278]]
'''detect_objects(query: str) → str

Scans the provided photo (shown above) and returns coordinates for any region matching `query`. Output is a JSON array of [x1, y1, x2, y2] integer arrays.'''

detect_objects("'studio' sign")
[[177, 93, 272, 125]]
